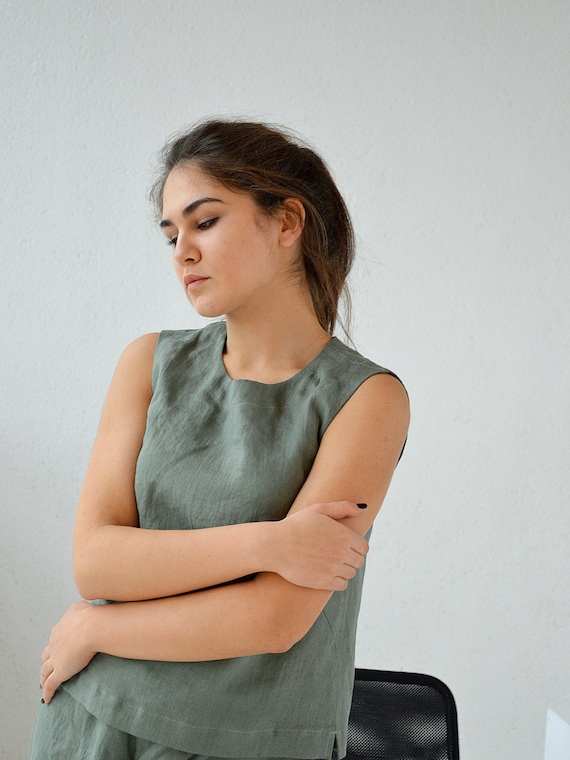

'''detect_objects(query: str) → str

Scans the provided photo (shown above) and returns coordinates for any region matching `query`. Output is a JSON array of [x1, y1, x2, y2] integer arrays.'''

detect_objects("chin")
[[188, 299, 225, 319]]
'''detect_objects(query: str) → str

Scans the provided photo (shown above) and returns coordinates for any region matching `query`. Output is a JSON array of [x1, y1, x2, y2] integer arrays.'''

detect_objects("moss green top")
[[64, 321, 399, 759]]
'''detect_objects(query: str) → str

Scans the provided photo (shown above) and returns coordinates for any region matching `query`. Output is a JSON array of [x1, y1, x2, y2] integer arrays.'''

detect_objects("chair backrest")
[[345, 668, 460, 760]]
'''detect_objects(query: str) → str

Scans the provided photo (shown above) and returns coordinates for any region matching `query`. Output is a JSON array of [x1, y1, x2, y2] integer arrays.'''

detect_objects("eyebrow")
[[159, 197, 225, 228]]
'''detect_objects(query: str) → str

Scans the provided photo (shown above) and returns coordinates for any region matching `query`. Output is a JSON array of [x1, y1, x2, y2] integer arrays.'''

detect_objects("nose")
[[172, 235, 201, 264]]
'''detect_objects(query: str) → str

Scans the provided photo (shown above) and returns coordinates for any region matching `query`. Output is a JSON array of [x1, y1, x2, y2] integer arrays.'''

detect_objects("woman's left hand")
[[40, 600, 97, 704]]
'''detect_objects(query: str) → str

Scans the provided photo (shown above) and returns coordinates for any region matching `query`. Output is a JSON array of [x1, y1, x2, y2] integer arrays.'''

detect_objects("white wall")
[[1, 2, 568, 758]]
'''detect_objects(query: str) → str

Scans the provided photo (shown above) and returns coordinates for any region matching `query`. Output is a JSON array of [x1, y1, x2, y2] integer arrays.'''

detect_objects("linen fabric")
[[62, 321, 400, 759], [30, 688, 302, 760]]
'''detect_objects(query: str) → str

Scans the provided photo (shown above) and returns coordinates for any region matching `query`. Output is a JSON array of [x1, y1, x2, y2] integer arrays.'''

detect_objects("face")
[[160, 164, 300, 320]]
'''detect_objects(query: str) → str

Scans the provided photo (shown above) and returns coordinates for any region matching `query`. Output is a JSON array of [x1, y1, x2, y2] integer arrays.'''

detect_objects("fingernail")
[[357, 503, 368, 509], [41, 699, 45, 704]]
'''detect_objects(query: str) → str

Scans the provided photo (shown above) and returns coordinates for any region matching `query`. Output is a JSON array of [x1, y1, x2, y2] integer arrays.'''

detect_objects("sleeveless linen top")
[[63, 321, 400, 759]]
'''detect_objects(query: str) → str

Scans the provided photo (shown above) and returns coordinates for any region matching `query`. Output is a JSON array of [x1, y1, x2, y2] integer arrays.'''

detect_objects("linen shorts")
[[30, 688, 305, 760]]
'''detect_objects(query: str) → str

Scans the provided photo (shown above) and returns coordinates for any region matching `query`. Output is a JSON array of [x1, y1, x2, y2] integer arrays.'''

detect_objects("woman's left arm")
[[41, 373, 409, 703]]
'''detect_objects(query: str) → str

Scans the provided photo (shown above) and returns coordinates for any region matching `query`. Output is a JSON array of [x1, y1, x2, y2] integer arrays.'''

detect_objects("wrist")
[[81, 602, 102, 655]]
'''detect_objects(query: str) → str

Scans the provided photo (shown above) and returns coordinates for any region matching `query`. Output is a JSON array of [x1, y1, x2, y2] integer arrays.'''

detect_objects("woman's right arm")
[[73, 335, 368, 602]]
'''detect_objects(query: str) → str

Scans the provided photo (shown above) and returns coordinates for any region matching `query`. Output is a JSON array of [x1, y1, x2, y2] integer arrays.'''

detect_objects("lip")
[[183, 274, 209, 289]]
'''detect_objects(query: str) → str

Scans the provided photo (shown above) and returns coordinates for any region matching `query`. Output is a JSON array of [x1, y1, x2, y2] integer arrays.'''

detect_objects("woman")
[[31, 119, 409, 759]]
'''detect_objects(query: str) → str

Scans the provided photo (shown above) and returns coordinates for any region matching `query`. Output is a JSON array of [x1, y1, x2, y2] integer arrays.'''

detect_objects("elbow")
[[268, 631, 303, 654], [73, 549, 107, 601], [262, 623, 298, 654], [73, 532, 124, 601], [73, 536, 98, 600], [252, 581, 316, 654], [74, 565, 120, 602], [74, 564, 99, 601], [76, 585, 100, 603], [265, 614, 312, 654]]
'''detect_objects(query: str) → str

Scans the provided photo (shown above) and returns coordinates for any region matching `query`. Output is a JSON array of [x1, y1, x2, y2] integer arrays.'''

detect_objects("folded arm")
[[41, 368, 409, 702], [73, 334, 369, 601]]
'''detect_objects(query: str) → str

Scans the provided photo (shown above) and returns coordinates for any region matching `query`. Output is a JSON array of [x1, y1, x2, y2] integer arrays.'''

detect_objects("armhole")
[[320, 368, 408, 462], [150, 331, 170, 392]]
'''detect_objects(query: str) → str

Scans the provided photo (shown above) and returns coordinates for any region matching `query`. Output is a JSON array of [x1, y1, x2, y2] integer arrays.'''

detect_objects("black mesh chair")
[[344, 668, 460, 760]]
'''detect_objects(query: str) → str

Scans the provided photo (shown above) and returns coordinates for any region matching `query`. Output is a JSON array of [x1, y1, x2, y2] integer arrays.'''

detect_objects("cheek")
[[172, 259, 186, 284], [213, 231, 253, 272]]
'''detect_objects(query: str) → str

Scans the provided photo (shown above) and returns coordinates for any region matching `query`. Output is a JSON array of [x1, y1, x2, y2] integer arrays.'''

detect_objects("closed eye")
[[166, 237, 177, 247]]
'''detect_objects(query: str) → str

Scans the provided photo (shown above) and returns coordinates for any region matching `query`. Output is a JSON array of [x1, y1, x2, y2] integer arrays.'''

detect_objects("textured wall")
[[1, 2, 569, 758]]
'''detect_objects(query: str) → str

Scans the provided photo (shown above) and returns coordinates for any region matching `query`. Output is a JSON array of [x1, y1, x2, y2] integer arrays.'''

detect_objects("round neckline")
[[214, 322, 337, 388]]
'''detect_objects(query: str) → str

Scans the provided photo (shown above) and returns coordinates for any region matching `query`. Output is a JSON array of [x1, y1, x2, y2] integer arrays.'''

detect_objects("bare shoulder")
[[349, 371, 409, 413], [89, 333, 161, 431], [111, 333, 160, 392], [118, 332, 160, 367], [328, 371, 410, 449]]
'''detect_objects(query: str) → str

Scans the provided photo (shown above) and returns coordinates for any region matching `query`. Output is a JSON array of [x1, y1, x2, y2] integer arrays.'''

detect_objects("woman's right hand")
[[270, 501, 370, 591]]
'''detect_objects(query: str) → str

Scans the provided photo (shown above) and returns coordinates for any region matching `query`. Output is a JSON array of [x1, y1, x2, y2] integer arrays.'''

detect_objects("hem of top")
[[62, 682, 340, 759]]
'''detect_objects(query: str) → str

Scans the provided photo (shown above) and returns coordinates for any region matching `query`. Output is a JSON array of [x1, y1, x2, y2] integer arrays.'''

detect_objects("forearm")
[[75, 501, 370, 602], [86, 573, 331, 661], [74, 521, 278, 602], [41, 572, 332, 702]]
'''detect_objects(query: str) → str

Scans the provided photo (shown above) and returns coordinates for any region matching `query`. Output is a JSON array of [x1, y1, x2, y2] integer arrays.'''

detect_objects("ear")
[[278, 198, 305, 248]]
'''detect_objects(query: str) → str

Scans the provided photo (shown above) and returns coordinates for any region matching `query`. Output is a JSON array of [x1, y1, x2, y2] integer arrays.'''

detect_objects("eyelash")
[[165, 218, 218, 247], [197, 217, 218, 230]]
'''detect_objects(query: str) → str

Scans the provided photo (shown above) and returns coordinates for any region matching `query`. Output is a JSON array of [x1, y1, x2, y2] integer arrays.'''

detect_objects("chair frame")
[[349, 668, 460, 759]]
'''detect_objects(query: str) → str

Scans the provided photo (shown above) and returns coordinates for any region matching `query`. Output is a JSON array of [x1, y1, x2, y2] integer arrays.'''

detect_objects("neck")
[[222, 290, 332, 384]]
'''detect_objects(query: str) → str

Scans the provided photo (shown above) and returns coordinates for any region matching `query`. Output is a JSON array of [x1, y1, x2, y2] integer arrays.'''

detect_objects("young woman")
[[31, 120, 409, 760]]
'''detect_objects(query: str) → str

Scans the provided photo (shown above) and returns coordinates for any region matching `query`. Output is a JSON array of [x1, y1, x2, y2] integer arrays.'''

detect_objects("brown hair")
[[151, 119, 354, 335]]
